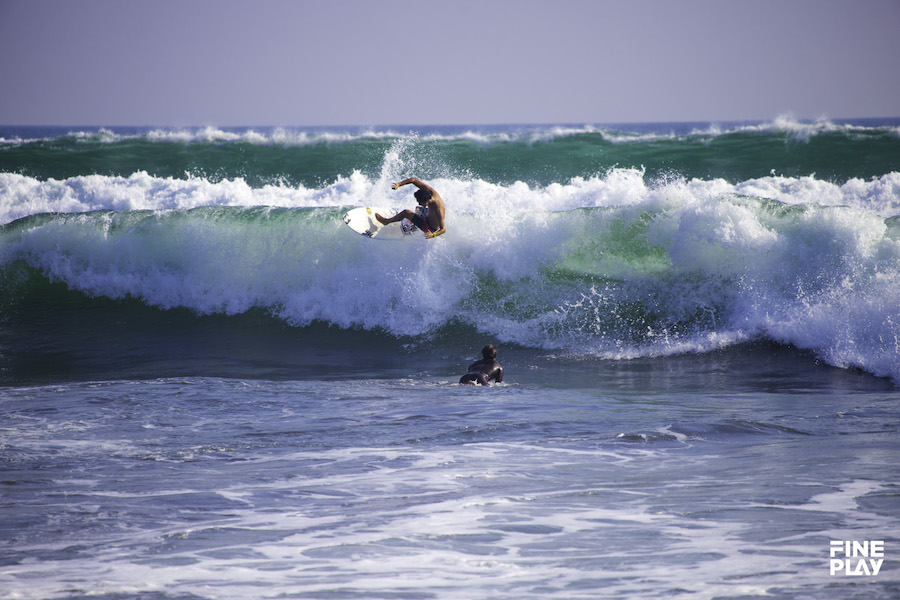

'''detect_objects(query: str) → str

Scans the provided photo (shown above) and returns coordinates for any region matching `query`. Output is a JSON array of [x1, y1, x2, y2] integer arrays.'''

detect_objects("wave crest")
[[3, 175, 899, 382]]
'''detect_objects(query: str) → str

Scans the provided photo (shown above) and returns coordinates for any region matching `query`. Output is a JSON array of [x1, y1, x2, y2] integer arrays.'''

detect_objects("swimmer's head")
[[482, 344, 498, 360]]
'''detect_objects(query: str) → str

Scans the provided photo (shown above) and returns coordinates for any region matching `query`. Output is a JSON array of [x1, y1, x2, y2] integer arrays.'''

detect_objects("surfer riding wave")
[[376, 178, 446, 239]]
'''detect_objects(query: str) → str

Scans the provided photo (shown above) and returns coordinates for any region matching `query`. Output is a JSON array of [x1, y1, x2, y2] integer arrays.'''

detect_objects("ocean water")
[[1, 118, 899, 599]]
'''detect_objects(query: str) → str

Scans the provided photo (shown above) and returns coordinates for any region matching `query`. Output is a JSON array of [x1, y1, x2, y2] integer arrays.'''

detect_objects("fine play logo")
[[830, 540, 884, 576]]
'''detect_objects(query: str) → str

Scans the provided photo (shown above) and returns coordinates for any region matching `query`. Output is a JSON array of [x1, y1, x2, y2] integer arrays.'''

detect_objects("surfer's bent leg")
[[376, 209, 415, 226]]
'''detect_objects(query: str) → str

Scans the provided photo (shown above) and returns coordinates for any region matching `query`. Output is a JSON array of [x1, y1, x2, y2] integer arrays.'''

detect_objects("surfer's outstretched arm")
[[392, 177, 421, 189], [392, 177, 436, 195]]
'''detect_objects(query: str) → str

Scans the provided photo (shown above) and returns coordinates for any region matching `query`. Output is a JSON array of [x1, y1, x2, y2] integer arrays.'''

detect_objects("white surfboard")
[[343, 207, 416, 240]]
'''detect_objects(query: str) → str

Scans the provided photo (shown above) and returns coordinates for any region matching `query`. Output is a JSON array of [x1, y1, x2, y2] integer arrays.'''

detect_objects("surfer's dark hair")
[[414, 188, 433, 202], [482, 345, 498, 360]]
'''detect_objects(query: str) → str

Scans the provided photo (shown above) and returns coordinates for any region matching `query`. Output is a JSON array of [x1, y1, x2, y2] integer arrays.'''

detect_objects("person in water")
[[459, 345, 504, 386], [376, 177, 446, 239]]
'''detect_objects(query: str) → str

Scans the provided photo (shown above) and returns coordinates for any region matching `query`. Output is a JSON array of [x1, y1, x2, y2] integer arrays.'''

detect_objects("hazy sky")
[[1, 0, 898, 126]]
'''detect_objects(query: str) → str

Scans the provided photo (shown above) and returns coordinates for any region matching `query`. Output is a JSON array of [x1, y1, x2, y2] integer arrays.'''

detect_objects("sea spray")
[[3, 120, 899, 600], [3, 181, 898, 381], [2, 119, 899, 381]]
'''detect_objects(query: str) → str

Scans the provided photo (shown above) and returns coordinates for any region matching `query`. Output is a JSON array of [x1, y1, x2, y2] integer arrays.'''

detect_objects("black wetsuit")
[[459, 359, 503, 386]]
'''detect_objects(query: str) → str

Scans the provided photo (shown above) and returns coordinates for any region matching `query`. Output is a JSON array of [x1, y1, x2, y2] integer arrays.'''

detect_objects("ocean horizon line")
[[3, 114, 900, 130]]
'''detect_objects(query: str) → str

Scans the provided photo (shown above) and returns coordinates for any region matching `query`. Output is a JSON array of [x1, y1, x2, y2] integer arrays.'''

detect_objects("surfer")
[[459, 345, 504, 386], [376, 177, 446, 239]]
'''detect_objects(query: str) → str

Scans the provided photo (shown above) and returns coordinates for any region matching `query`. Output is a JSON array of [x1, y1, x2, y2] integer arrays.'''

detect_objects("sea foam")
[[2, 116, 896, 148], [3, 167, 899, 382], [5, 166, 898, 228]]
